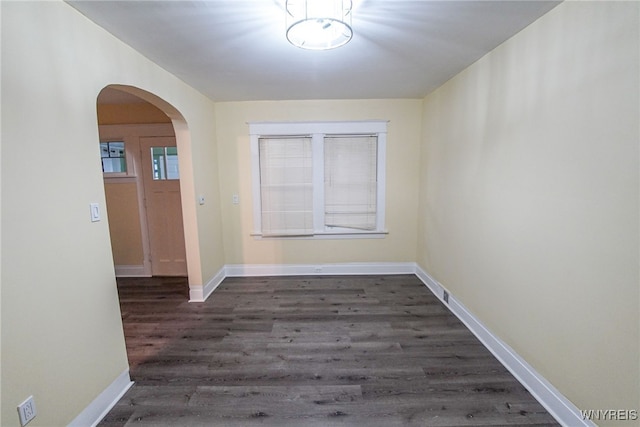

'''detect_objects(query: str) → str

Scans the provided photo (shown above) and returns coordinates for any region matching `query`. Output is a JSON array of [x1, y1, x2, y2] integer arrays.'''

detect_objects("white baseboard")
[[414, 266, 593, 427], [189, 267, 226, 302], [114, 264, 149, 277], [68, 369, 133, 427], [224, 262, 415, 277]]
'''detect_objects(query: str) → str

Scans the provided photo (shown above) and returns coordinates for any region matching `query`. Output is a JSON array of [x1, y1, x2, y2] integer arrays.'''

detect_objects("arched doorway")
[[96, 85, 195, 284]]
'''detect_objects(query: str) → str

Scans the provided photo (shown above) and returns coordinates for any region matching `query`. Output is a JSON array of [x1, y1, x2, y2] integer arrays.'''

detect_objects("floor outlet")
[[17, 396, 36, 426], [443, 290, 449, 304]]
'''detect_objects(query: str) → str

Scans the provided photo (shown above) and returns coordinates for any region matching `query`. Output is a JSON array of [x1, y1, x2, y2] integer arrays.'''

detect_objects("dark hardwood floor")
[[99, 275, 558, 426]]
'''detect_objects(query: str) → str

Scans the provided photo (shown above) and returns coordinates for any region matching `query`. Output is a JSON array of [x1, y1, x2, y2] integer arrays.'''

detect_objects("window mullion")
[[312, 133, 325, 234]]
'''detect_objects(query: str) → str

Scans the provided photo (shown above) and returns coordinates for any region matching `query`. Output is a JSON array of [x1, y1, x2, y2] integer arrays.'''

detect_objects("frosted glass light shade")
[[286, 0, 353, 50]]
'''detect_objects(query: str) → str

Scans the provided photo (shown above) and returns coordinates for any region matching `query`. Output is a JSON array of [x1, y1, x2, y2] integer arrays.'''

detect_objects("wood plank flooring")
[[98, 275, 558, 426]]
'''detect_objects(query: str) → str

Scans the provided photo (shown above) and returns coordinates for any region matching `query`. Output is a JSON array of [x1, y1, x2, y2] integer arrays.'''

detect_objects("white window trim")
[[249, 120, 388, 239]]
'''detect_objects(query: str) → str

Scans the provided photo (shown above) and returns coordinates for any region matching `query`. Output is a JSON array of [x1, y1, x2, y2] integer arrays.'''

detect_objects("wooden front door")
[[140, 136, 187, 276]]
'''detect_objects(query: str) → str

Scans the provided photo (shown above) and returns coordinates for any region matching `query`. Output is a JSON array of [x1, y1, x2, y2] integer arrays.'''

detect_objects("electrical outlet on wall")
[[17, 396, 36, 426]]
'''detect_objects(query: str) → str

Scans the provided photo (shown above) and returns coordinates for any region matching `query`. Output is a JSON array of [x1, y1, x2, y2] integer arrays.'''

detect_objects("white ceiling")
[[69, 0, 560, 103]]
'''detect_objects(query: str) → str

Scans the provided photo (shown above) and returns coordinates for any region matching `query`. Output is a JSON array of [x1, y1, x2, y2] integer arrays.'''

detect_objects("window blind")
[[259, 136, 313, 236], [324, 135, 378, 230]]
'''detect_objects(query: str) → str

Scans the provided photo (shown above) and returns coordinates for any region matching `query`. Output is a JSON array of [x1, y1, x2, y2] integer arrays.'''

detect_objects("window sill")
[[251, 231, 388, 240]]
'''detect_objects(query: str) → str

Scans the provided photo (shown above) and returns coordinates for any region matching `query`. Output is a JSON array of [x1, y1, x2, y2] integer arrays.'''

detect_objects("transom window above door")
[[249, 121, 388, 238]]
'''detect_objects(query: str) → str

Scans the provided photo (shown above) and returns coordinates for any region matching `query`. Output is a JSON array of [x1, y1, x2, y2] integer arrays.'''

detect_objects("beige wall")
[[1, 2, 224, 426], [417, 1, 639, 423], [215, 99, 422, 266]]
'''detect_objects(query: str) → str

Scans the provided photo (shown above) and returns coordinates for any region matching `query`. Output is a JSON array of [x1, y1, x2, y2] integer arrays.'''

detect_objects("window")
[[250, 121, 387, 238], [324, 135, 378, 231], [259, 136, 313, 236], [100, 141, 127, 174], [151, 146, 180, 180]]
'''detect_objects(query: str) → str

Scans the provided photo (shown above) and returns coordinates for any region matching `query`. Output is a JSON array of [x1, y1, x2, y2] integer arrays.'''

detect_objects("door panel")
[[140, 136, 187, 276]]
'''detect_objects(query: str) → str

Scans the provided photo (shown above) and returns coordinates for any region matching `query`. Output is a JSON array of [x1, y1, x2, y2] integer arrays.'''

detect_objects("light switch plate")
[[90, 203, 100, 222]]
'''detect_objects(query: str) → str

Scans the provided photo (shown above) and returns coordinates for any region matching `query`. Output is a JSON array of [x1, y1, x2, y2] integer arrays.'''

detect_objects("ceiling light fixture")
[[286, 0, 353, 50]]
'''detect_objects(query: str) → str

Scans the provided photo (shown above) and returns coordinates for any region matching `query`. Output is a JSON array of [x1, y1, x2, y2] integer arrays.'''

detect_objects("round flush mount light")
[[286, 0, 353, 50]]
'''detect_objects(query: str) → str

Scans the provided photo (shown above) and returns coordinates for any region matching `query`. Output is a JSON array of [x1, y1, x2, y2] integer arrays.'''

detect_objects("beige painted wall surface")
[[417, 1, 639, 422], [104, 182, 144, 265], [215, 99, 422, 266], [1, 1, 224, 425]]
